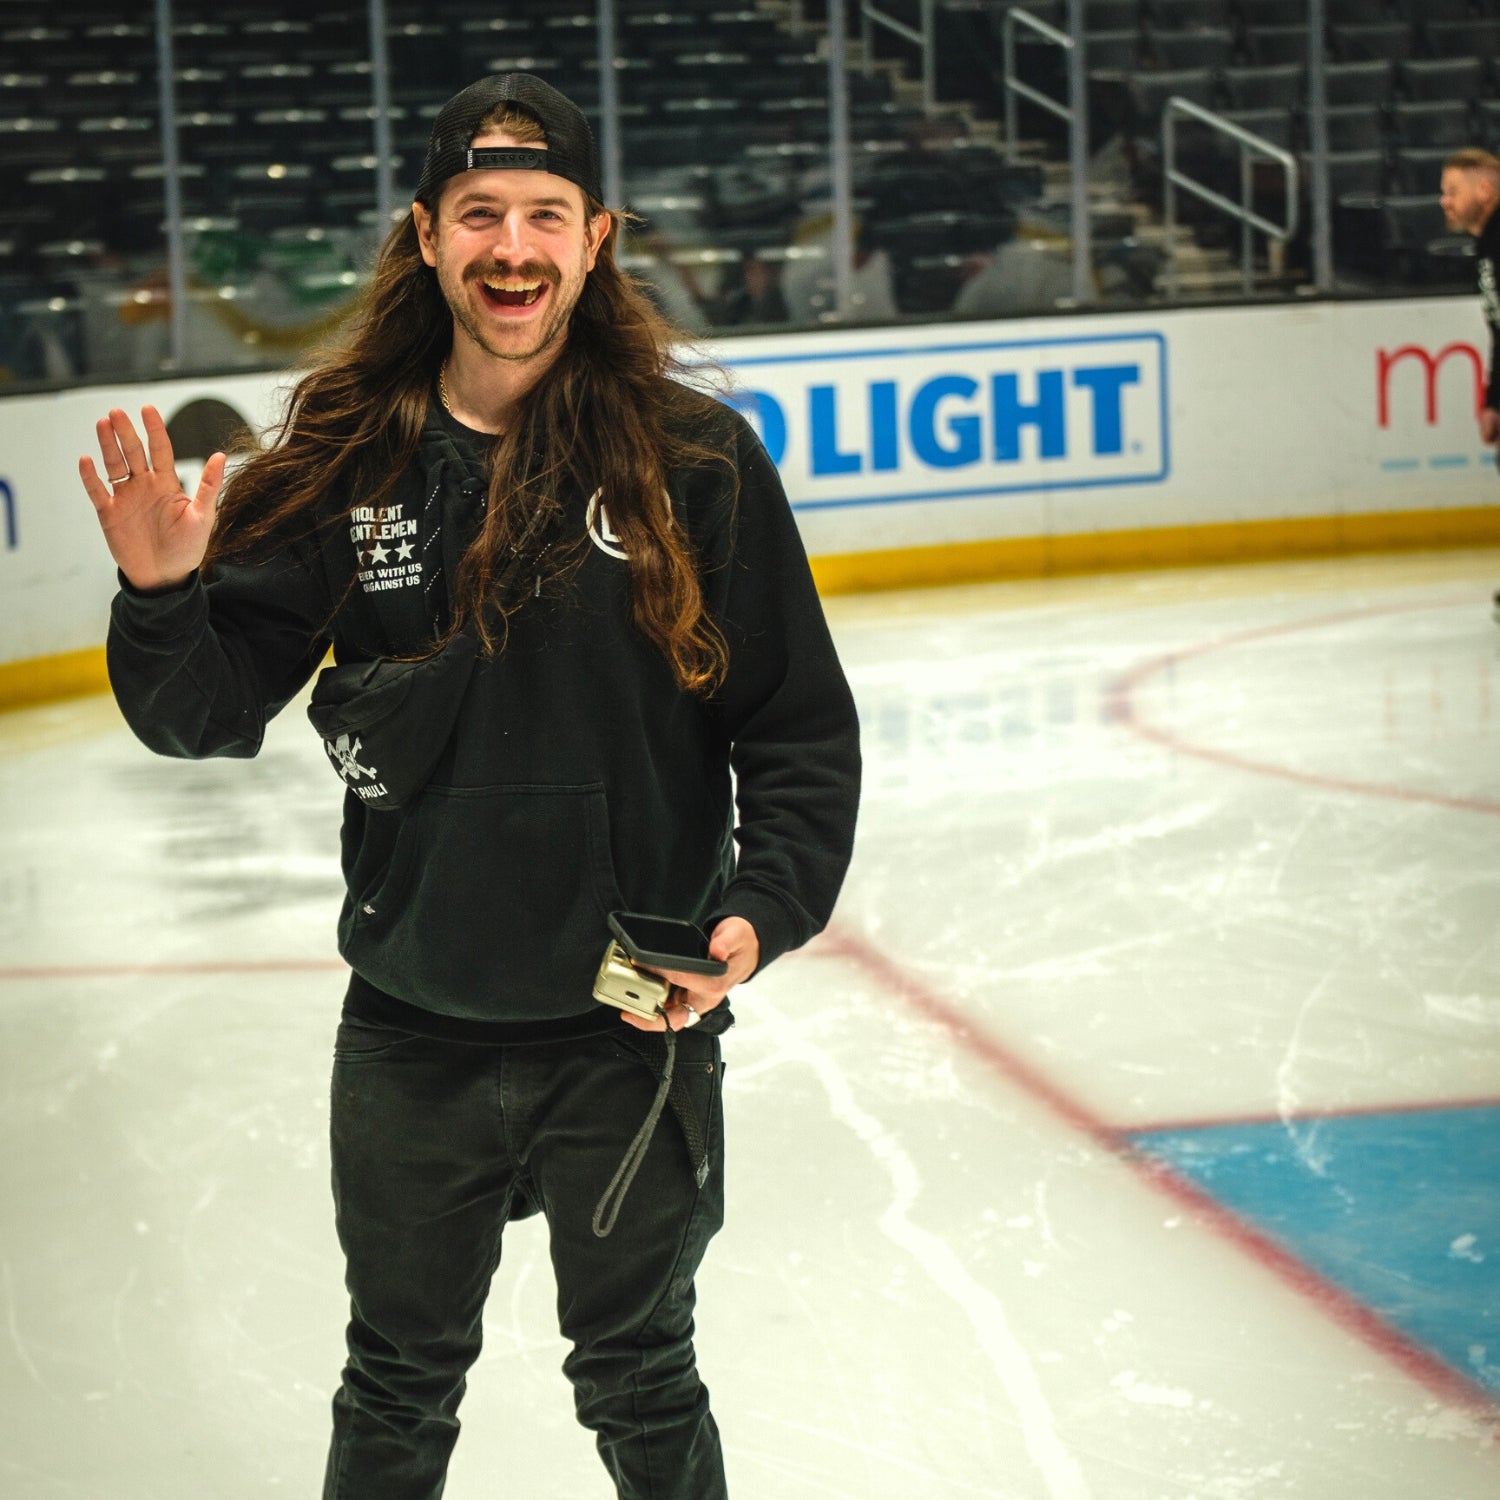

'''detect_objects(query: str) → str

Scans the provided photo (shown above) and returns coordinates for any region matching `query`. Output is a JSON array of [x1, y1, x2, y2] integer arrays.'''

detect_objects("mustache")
[[466, 261, 558, 285]]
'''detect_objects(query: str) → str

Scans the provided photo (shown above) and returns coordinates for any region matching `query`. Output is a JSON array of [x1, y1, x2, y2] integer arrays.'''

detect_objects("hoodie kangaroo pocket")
[[344, 782, 624, 1020]]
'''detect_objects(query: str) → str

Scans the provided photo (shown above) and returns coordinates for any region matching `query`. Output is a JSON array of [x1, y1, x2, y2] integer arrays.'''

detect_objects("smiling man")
[[81, 73, 860, 1500], [413, 107, 611, 399]]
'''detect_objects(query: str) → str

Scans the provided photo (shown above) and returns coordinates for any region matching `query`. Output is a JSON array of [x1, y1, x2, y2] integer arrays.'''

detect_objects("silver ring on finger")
[[681, 1002, 701, 1029], [107, 469, 130, 484]]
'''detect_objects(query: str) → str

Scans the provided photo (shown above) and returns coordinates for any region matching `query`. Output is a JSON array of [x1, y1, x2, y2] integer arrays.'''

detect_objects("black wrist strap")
[[591, 1016, 677, 1239]]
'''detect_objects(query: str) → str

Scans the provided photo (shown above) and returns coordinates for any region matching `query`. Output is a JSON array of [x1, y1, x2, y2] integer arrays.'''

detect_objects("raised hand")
[[79, 405, 226, 592]]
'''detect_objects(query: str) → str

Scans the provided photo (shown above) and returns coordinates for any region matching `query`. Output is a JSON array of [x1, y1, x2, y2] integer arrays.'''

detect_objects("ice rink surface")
[[2, 548, 1499, 1498]]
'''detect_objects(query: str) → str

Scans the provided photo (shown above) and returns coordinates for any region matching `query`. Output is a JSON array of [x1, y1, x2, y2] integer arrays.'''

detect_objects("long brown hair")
[[208, 110, 732, 695]]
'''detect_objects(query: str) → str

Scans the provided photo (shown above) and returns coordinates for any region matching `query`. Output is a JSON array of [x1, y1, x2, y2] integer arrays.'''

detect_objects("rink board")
[[3, 294, 1500, 702]]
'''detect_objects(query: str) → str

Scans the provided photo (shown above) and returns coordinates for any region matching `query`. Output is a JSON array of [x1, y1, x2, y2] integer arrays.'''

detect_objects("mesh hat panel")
[[414, 73, 603, 207]]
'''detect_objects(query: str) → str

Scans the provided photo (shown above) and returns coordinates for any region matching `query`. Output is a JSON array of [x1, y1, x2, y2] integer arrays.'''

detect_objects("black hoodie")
[[107, 396, 861, 1042], [1477, 206, 1500, 412]]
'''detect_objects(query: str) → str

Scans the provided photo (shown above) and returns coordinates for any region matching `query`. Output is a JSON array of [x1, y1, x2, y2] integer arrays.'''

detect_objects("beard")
[[440, 255, 583, 365]]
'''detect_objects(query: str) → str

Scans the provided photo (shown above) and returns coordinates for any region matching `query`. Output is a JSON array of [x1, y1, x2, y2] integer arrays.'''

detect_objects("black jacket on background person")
[[106, 396, 861, 1043], [1478, 207, 1500, 413]]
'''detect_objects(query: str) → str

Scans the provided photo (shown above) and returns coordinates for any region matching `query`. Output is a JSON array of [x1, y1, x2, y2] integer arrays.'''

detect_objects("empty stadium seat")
[[1083, 0, 1143, 33], [228, 161, 319, 231], [1399, 56, 1487, 103], [24, 166, 123, 247], [1145, 26, 1237, 68], [1322, 103, 1387, 152], [80, 20, 154, 65], [0, 133, 54, 197], [54, 69, 149, 125], [172, 66, 232, 112], [1425, 19, 1500, 57], [1234, 0, 1307, 25], [623, 11, 702, 56], [172, 20, 230, 44], [1478, 97, 1500, 146], [240, 18, 311, 44], [1243, 25, 1317, 65], [1331, 22, 1418, 61], [1220, 63, 1303, 110], [1323, 59, 1394, 107], [0, 69, 48, 119], [456, 18, 538, 73], [1126, 64, 1218, 131], [1317, 147, 1388, 199], [1146, 0, 1234, 28], [175, 110, 248, 162], [4, 24, 113, 75], [1390, 100, 1477, 149], [1324, 0, 1400, 22], [1086, 28, 1148, 69], [1218, 105, 1297, 148], [306, 9, 368, 63], [228, 62, 315, 111], [1417, 0, 1498, 18]]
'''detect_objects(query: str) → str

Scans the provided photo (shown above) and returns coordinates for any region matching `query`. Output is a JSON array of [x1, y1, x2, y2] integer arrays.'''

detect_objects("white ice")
[[2, 549, 1498, 1497]]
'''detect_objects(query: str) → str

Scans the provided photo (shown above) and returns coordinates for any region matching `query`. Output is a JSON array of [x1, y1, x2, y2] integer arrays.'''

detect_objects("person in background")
[[1438, 147, 1500, 622], [716, 252, 789, 326], [79, 72, 860, 1500]]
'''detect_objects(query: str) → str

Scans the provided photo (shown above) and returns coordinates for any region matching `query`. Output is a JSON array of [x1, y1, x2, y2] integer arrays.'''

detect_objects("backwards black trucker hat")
[[414, 73, 604, 208]]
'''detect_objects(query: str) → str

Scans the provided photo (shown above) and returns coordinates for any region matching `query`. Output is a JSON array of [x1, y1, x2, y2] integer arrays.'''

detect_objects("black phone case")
[[607, 911, 729, 976]]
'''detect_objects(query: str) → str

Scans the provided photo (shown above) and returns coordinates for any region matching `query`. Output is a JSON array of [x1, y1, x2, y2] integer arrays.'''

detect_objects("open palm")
[[79, 404, 226, 592]]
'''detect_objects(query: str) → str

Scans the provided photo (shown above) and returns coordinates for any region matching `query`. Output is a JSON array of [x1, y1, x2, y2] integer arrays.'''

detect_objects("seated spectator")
[[716, 252, 789, 326], [781, 221, 898, 325], [951, 233, 1074, 318]]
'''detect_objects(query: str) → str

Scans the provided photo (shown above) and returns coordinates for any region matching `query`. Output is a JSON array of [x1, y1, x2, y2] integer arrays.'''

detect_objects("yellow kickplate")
[[809, 508, 1500, 595], [0, 647, 110, 713]]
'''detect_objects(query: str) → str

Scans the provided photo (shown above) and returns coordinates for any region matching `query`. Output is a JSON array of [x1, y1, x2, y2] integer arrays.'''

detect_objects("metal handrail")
[[1001, 3, 1091, 304], [1163, 96, 1299, 297], [596, 0, 622, 208], [369, 0, 394, 229], [154, 0, 187, 367], [1002, 7, 1073, 161], [860, 0, 936, 115]]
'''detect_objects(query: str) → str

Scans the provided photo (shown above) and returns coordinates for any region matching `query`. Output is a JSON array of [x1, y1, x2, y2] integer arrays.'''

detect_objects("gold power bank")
[[592, 941, 670, 1021]]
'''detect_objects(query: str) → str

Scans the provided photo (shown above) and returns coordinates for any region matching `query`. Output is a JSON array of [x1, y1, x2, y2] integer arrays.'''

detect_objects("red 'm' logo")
[[1376, 343, 1485, 427]]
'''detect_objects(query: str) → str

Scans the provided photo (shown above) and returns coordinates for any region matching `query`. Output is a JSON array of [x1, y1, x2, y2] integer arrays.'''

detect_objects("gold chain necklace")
[[437, 364, 453, 414]]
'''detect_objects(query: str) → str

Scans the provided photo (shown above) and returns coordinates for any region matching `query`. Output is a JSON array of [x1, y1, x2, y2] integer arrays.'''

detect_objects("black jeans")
[[322, 1013, 728, 1500]]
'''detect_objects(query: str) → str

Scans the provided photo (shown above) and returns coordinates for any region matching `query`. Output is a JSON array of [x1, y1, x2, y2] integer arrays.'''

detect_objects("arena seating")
[[955, 0, 1494, 285], [0, 0, 1495, 379], [0, 0, 1064, 374]]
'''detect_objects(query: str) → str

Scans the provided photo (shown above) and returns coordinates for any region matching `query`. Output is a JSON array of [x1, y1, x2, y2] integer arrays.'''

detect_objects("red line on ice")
[[815, 924, 1500, 1426], [1104, 597, 1500, 817]]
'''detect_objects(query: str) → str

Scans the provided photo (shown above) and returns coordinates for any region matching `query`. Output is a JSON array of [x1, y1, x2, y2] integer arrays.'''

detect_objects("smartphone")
[[607, 911, 729, 977]]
